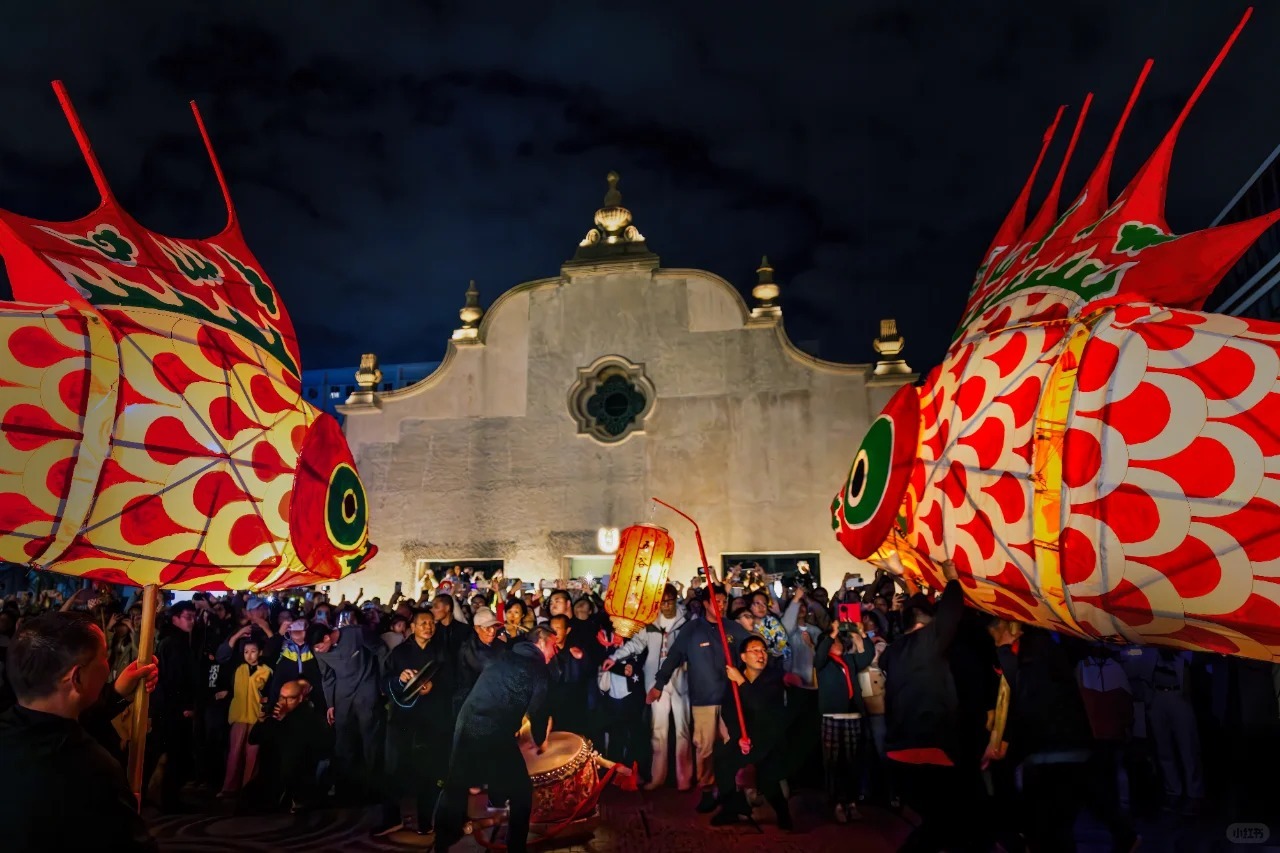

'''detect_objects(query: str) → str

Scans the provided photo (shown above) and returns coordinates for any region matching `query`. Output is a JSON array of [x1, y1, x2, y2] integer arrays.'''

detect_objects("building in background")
[[301, 361, 439, 421], [1205, 141, 1280, 321], [329, 173, 915, 600]]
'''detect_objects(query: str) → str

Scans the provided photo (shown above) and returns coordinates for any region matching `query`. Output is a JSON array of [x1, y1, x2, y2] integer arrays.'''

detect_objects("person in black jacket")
[[649, 583, 732, 813], [709, 635, 801, 829], [547, 613, 590, 734], [991, 623, 1135, 853], [0, 611, 158, 852], [243, 678, 332, 813], [454, 607, 507, 714], [150, 601, 201, 812], [431, 628, 558, 853], [374, 608, 455, 837], [878, 561, 987, 853], [313, 620, 384, 802]]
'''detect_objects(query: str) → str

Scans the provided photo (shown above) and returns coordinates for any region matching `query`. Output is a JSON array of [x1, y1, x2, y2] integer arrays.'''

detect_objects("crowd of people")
[[0, 560, 1275, 852]]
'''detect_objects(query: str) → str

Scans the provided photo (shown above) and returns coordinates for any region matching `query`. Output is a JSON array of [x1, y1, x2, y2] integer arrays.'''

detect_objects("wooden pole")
[[127, 583, 158, 810]]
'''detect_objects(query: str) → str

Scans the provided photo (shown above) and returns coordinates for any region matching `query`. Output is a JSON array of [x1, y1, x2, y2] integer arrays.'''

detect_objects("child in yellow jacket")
[[220, 639, 272, 796]]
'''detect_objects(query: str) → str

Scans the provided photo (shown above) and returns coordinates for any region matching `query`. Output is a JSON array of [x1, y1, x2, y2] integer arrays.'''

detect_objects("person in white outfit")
[[603, 584, 692, 790]]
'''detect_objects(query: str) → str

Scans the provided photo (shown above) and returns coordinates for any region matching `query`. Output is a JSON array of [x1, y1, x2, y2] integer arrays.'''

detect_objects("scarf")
[[828, 641, 854, 700]]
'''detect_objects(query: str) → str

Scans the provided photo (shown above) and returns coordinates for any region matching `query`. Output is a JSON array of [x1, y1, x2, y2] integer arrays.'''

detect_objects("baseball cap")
[[245, 596, 267, 611], [472, 608, 499, 628]]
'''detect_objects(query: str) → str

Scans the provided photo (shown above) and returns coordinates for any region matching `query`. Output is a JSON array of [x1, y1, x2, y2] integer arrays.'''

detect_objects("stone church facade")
[[334, 174, 915, 600]]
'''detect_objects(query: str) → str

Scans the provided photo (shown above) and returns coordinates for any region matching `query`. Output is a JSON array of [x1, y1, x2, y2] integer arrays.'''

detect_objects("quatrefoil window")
[[568, 355, 656, 444]]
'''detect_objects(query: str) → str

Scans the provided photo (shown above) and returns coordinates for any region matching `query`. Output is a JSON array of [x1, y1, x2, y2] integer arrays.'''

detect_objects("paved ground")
[[149, 787, 912, 852], [148, 784, 1277, 852]]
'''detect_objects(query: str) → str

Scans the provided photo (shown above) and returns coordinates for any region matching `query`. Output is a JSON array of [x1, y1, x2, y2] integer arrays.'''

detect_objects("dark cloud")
[[0, 0, 1275, 373]]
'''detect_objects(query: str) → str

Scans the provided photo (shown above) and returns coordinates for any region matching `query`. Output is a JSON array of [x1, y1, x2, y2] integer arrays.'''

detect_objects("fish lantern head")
[[287, 410, 377, 579], [831, 383, 926, 574]]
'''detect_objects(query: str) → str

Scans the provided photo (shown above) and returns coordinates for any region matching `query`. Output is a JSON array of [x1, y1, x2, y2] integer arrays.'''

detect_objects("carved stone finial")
[[343, 353, 383, 409], [752, 255, 780, 308], [873, 318, 911, 375], [355, 353, 382, 390], [452, 280, 484, 343], [571, 171, 655, 263], [747, 255, 782, 323]]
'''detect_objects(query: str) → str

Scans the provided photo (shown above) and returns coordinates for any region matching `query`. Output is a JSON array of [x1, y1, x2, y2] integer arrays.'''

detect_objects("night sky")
[[0, 1, 1276, 376]]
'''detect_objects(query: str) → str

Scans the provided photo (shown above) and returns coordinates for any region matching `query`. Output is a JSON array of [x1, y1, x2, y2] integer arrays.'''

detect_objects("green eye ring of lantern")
[[325, 463, 368, 550], [842, 418, 893, 528], [832, 383, 921, 558]]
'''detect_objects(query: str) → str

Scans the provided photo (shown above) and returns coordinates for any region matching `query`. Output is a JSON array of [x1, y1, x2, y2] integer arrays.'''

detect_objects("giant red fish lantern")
[[0, 83, 377, 592], [833, 9, 1280, 662]]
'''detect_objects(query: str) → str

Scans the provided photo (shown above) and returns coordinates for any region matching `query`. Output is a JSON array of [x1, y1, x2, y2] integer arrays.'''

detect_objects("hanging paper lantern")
[[603, 523, 674, 637]]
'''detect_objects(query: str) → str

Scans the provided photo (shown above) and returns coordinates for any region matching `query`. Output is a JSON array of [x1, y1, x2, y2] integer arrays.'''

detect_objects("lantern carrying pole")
[[128, 583, 158, 811], [650, 498, 750, 753]]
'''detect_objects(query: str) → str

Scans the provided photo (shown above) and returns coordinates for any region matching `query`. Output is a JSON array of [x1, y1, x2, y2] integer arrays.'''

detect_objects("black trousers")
[[332, 700, 383, 799], [380, 721, 448, 828], [602, 694, 646, 768], [891, 760, 991, 853], [144, 714, 194, 810], [435, 740, 533, 853]]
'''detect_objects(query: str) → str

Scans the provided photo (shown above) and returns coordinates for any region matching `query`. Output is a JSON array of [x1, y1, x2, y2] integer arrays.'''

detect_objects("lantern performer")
[[0, 83, 376, 805], [649, 498, 751, 755], [832, 8, 1280, 664]]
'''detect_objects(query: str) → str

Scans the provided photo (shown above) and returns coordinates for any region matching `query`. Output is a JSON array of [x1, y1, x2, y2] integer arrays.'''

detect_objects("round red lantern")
[[603, 523, 675, 637]]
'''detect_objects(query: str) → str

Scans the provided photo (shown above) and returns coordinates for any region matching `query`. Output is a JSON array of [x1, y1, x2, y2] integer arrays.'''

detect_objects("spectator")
[[0, 611, 158, 851]]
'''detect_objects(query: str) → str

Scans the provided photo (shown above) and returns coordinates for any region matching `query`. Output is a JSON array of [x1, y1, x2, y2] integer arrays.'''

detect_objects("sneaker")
[[370, 820, 404, 837], [643, 779, 666, 791], [845, 802, 863, 821], [695, 790, 718, 814], [834, 803, 848, 824]]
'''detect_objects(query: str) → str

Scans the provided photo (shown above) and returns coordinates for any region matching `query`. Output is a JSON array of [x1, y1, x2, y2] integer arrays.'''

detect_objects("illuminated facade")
[[333, 174, 914, 599]]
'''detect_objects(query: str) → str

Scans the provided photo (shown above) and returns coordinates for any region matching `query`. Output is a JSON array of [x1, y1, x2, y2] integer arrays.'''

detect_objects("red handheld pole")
[[651, 498, 750, 753]]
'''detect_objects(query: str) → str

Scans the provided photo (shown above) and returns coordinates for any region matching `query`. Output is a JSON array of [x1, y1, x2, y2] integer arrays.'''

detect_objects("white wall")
[[337, 261, 910, 600]]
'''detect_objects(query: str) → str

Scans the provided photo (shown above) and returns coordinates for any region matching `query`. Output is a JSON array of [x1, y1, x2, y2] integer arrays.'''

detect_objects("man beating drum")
[[431, 626, 559, 853]]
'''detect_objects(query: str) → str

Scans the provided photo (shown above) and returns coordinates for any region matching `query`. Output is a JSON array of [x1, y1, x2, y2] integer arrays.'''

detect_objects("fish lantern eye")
[[326, 463, 368, 550], [832, 383, 920, 558], [291, 412, 374, 577]]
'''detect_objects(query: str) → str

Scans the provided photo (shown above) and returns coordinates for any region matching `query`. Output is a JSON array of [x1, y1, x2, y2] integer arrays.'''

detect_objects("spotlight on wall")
[[597, 526, 621, 554]]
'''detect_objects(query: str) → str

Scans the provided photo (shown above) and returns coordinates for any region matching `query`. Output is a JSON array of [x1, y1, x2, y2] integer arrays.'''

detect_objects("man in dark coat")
[[150, 601, 201, 811], [650, 584, 732, 813], [878, 561, 988, 853], [0, 611, 159, 852], [453, 607, 507, 714], [313, 619, 384, 801], [244, 678, 332, 812], [432, 627, 558, 853], [373, 608, 455, 837], [708, 635, 801, 829]]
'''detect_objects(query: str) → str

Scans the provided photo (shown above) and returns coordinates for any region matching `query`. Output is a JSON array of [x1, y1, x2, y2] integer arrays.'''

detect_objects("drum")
[[521, 732, 599, 824]]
